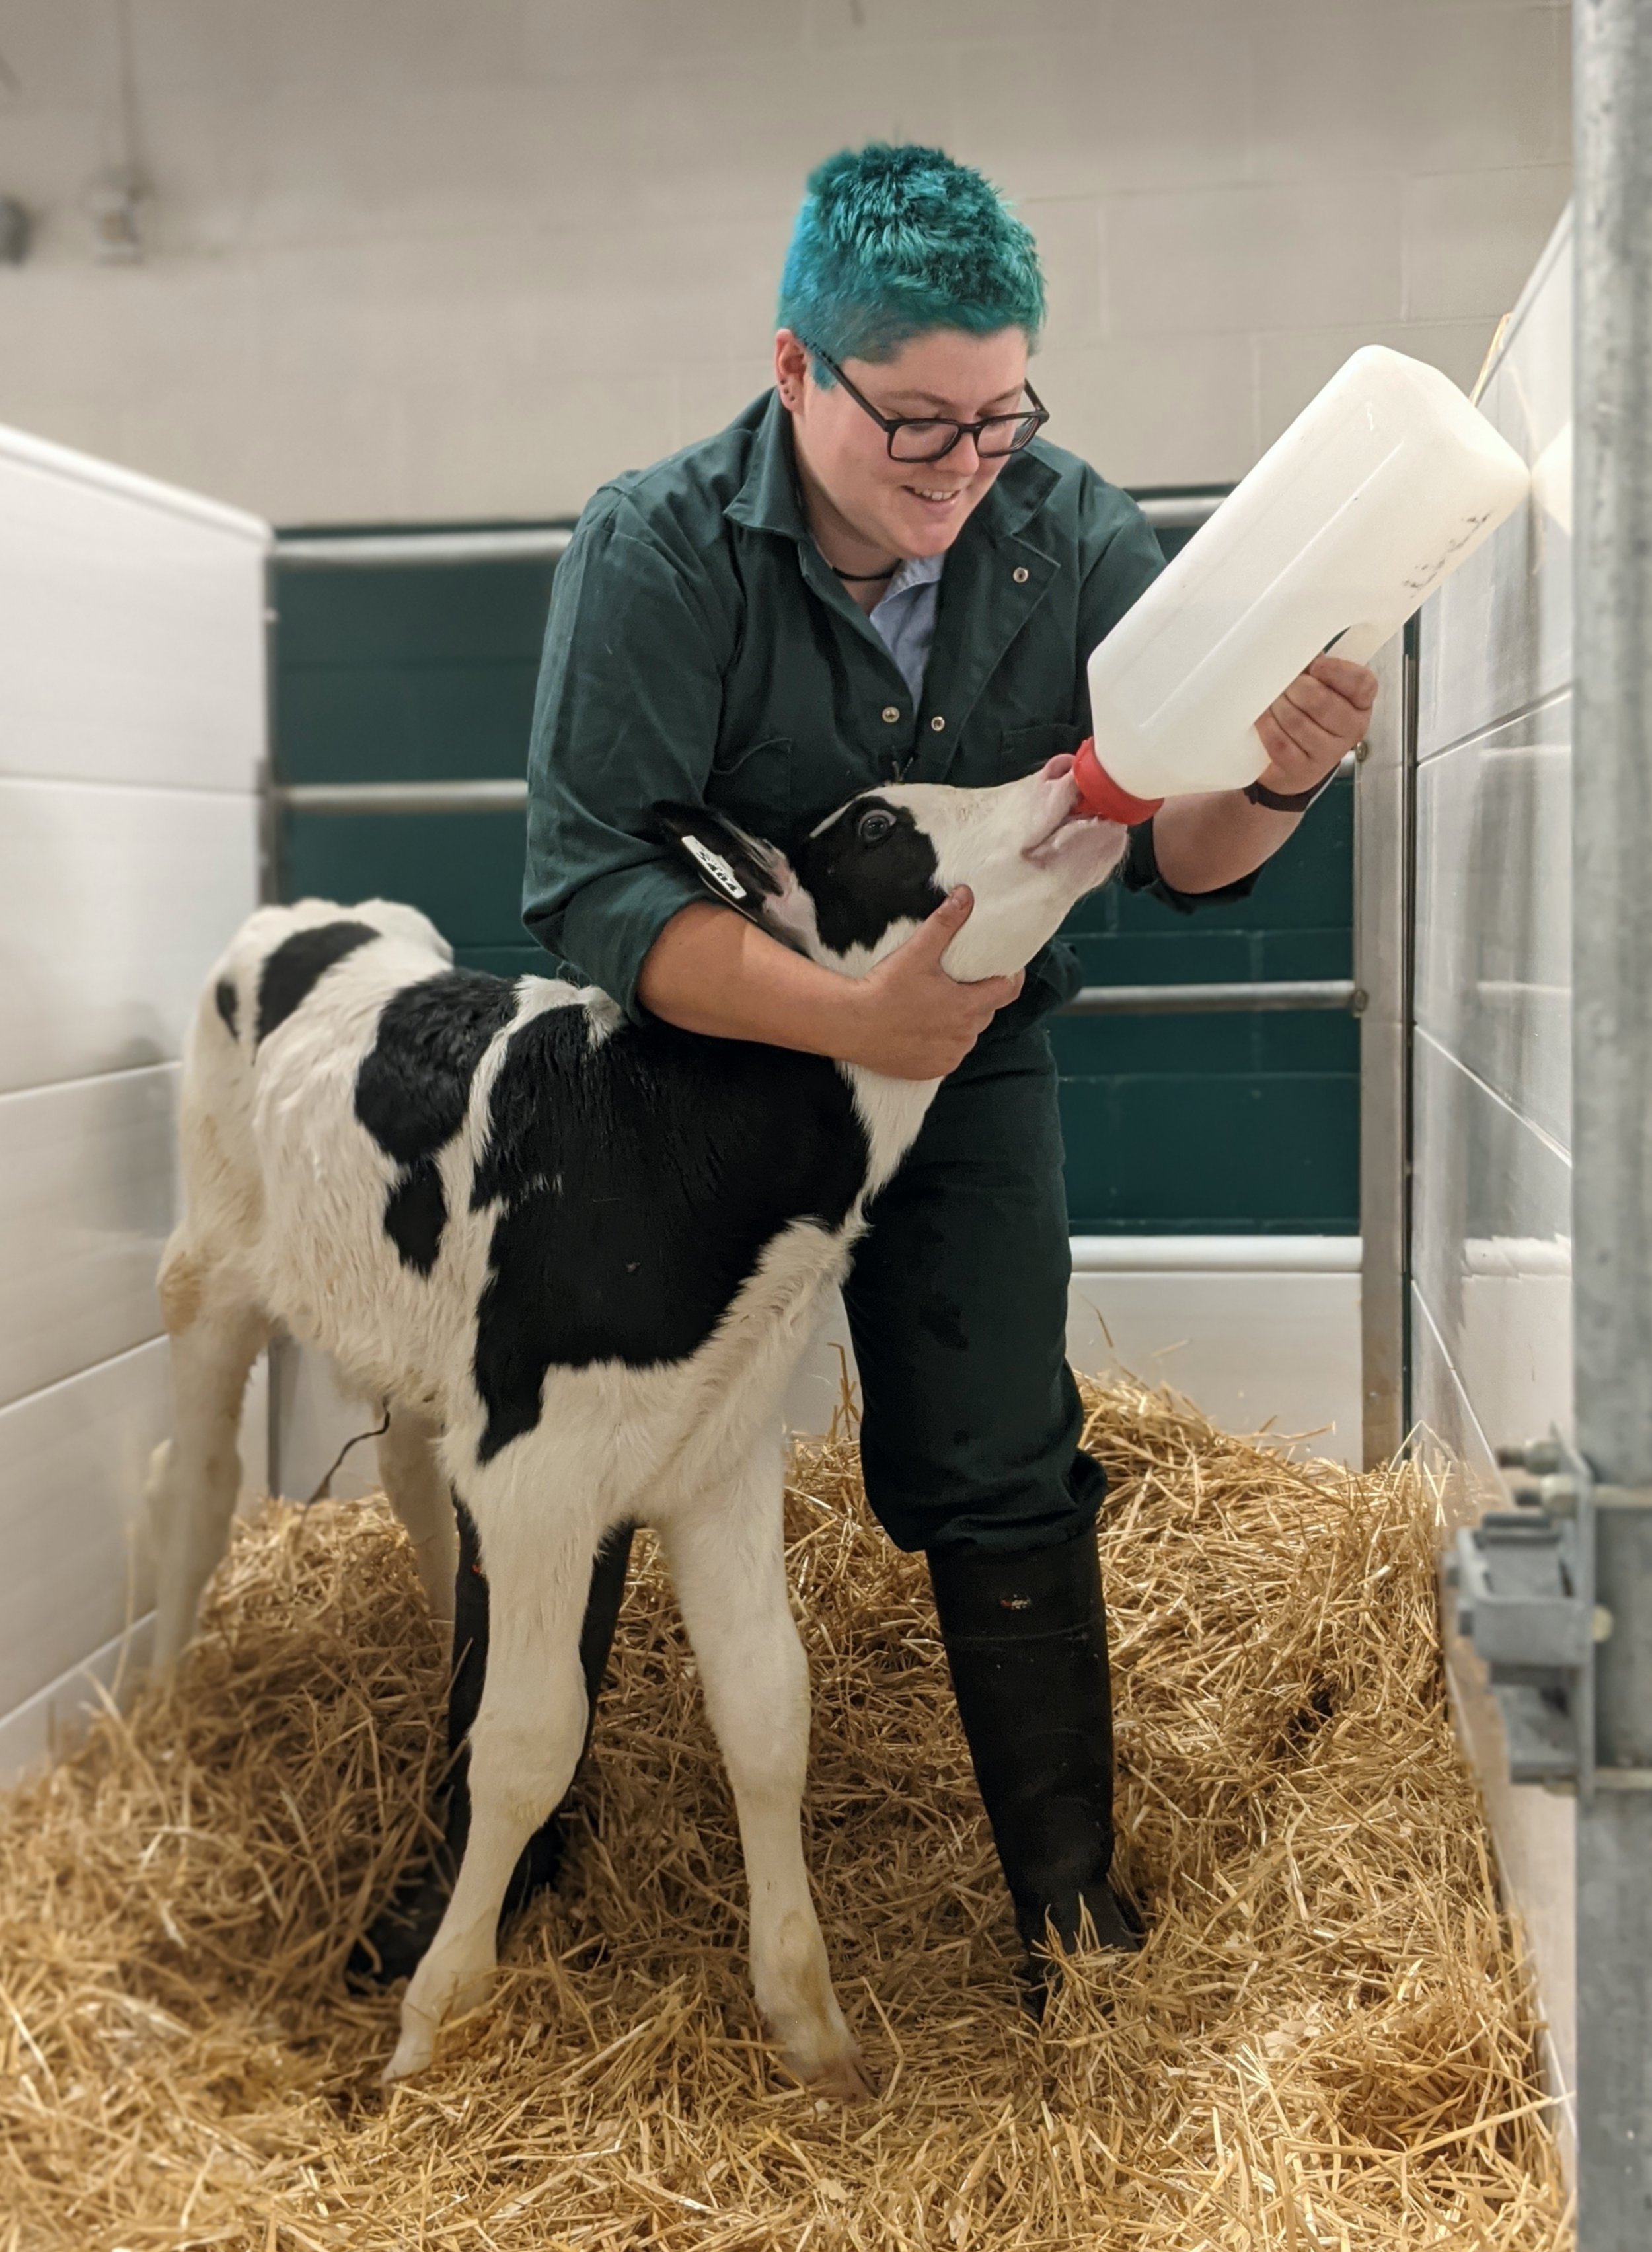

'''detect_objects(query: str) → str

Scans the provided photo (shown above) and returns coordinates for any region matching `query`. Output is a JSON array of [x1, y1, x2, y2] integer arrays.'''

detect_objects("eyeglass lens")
[[889, 416, 1041, 462]]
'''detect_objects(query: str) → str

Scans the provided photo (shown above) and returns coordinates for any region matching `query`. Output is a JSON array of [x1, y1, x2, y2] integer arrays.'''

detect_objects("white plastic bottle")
[[1071, 346, 1531, 820]]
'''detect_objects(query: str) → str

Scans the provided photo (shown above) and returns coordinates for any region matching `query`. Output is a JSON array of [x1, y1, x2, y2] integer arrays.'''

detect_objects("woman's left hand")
[[1253, 654, 1378, 796]]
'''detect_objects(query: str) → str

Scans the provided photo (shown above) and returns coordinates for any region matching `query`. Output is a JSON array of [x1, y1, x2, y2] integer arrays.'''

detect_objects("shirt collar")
[[879, 549, 944, 600]]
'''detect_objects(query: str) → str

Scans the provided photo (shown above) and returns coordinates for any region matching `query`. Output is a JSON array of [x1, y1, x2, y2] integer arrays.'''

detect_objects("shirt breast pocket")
[[1000, 720, 1087, 779], [707, 735, 793, 840]]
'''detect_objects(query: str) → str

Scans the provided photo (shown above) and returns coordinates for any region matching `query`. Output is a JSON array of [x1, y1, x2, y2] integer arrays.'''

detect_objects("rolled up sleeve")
[[522, 501, 732, 1019]]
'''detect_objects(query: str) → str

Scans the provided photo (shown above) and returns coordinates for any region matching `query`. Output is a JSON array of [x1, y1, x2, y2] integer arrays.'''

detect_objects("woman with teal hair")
[[512, 144, 1374, 1994]]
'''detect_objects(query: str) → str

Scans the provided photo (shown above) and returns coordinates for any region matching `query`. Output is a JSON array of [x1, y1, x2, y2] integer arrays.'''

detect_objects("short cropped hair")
[[776, 143, 1045, 382]]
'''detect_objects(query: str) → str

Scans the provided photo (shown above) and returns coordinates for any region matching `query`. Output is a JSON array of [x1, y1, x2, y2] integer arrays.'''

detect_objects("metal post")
[[1573, 3, 1652, 2241], [1355, 628, 1414, 1467]]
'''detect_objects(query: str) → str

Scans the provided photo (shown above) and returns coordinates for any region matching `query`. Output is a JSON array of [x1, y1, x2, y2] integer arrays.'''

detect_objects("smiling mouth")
[[904, 483, 965, 504]]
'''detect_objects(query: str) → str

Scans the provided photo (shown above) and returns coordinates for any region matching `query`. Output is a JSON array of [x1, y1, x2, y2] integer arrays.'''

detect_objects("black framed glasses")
[[803, 343, 1049, 463]]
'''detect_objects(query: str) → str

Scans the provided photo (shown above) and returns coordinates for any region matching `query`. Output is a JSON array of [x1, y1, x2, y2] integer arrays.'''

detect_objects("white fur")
[[151, 776, 1125, 2093]]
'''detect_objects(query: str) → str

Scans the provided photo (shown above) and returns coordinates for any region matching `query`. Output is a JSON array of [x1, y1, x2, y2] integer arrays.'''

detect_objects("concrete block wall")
[[1410, 207, 1575, 2126], [0, 0, 1571, 525], [0, 424, 268, 1777]]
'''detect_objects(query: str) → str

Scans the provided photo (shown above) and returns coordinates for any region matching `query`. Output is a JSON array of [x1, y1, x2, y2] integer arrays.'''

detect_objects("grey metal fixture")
[[1569, 0, 1652, 2239], [1064, 979, 1356, 1017], [276, 779, 532, 816], [1355, 633, 1413, 1468], [1446, 1430, 1601, 1788]]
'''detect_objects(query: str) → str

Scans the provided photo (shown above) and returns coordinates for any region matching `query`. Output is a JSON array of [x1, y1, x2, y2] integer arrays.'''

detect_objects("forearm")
[[637, 902, 863, 1056], [1148, 791, 1303, 894]]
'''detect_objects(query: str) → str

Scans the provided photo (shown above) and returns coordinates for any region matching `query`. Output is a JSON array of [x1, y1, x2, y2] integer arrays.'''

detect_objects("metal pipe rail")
[[276, 527, 574, 568], [1571, 2, 1652, 2239], [276, 779, 530, 814], [1065, 979, 1357, 1015]]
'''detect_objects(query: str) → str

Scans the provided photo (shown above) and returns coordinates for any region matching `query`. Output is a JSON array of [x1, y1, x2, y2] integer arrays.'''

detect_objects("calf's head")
[[662, 761, 1129, 984]]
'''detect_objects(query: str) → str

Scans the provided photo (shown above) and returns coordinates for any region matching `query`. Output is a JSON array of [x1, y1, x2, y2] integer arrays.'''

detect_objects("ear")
[[654, 803, 792, 927]]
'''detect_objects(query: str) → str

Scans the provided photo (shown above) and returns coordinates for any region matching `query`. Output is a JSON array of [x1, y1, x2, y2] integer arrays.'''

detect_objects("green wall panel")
[[272, 514, 1358, 1238]]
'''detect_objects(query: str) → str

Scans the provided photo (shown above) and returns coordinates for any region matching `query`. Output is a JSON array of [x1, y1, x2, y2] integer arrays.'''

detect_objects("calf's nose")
[[1040, 754, 1076, 780]]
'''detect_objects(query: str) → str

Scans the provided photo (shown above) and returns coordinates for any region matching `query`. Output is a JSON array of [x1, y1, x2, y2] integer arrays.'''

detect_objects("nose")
[[1041, 754, 1076, 780]]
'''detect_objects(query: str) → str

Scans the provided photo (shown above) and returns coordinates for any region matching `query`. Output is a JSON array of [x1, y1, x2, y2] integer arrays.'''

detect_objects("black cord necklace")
[[833, 562, 899, 582]]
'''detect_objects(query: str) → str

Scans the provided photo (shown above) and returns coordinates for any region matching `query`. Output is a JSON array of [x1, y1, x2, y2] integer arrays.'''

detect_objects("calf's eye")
[[857, 808, 896, 845]]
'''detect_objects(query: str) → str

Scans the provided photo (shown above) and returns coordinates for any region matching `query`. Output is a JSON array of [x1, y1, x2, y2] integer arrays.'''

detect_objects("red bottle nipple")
[[1071, 738, 1164, 825]]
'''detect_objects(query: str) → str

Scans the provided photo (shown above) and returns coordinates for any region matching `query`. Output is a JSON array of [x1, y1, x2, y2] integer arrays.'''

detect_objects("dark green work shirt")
[[523, 389, 1177, 1022]]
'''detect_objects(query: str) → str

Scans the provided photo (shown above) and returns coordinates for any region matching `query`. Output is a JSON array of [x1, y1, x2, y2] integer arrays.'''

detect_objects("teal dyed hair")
[[776, 143, 1045, 382]]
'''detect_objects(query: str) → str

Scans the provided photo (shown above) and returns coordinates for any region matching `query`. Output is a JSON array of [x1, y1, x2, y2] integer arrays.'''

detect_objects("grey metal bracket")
[[1445, 1428, 1601, 1794]]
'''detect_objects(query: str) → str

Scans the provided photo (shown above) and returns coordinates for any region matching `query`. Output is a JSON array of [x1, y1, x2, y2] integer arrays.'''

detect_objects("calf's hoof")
[[796, 2040, 876, 2105], [382, 1960, 494, 2083]]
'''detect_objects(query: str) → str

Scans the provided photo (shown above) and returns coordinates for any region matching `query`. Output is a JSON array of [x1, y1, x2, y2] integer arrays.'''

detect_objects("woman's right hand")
[[835, 888, 1024, 1079]]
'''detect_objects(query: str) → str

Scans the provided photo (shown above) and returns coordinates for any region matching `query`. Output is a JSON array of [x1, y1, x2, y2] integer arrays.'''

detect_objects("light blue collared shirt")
[[866, 550, 944, 704]]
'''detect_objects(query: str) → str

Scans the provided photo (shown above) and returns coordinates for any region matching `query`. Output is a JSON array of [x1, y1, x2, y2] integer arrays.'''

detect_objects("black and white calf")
[[147, 764, 1127, 2091]]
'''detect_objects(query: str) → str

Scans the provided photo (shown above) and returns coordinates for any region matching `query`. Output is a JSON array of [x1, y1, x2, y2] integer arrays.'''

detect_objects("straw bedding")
[[1, 1379, 1569, 2249]]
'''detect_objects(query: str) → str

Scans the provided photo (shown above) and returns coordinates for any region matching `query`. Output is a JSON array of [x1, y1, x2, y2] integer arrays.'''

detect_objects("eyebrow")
[[879, 386, 1026, 414]]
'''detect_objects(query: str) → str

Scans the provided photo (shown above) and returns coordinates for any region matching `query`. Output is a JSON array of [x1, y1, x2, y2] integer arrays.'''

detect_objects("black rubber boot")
[[927, 1526, 1140, 2001], [350, 1507, 634, 1984]]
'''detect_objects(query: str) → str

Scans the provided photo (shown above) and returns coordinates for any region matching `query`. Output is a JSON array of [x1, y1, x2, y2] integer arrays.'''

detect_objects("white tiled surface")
[[0, 426, 267, 791], [0, 1340, 170, 1718], [1417, 210, 1574, 758], [1411, 1033, 1573, 1455], [1415, 701, 1572, 1150], [0, 0, 1571, 520], [0, 432, 266, 1769], [0, 1066, 178, 1412], [0, 778, 258, 1097], [1410, 209, 1574, 2117]]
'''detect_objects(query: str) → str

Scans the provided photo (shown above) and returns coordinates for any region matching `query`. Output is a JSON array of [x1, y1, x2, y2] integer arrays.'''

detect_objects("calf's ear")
[[654, 803, 792, 924]]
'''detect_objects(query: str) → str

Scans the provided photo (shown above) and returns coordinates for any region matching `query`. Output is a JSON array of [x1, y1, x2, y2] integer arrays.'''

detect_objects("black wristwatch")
[[1242, 770, 1341, 814]]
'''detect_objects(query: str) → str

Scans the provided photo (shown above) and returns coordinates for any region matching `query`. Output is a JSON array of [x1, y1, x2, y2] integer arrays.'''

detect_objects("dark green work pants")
[[843, 1022, 1105, 1557]]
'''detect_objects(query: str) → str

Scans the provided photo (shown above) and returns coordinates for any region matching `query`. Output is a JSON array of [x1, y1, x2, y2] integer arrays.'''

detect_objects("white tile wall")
[[1415, 702, 1572, 1149], [0, 424, 268, 1775], [0, 777, 260, 1097], [0, 0, 1572, 521], [0, 1064, 178, 1411], [1410, 207, 1575, 2121]]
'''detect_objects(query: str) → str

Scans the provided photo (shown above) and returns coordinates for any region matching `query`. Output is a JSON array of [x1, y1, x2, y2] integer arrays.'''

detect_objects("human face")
[[774, 325, 1033, 566]]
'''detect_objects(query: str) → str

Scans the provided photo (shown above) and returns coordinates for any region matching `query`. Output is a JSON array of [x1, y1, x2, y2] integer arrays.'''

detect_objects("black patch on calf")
[[214, 977, 239, 1039], [793, 797, 946, 957], [470, 1007, 869, 1462], [354, 971, 521, 1275], [256, 920, 377, 1047]]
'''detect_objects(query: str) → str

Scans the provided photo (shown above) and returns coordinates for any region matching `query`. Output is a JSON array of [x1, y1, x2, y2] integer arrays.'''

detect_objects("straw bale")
[[0, 1379, 1571, 2249]]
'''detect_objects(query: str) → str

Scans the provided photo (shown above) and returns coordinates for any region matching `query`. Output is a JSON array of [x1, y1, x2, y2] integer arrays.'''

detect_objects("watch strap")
[[1243, 771, 1340, 814]]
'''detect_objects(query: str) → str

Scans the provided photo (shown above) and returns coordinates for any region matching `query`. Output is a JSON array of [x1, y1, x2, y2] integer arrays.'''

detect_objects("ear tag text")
[[681, 834, 749, 902]]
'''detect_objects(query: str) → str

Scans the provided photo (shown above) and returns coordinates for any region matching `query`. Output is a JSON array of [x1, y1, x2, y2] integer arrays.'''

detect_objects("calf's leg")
[[658, 1438, 868, 2099], [386, 1495, 593, 2080], [149, 1248, 270, 1670], [354, 1505, 633, 1984], [375, 1403, 459, 1625]]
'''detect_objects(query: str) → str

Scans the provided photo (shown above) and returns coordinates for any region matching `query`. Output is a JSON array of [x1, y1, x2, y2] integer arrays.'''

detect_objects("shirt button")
[[1012, 566, 1030, 584], [930, 714, 946, 733], [882, 705, 901, 724]]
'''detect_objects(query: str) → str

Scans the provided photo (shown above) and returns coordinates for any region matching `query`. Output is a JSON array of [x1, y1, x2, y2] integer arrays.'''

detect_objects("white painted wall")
[[0, 424, 269, 1777], [1410, 207, 1575, 2129], [0, 0, 1571, 525]]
